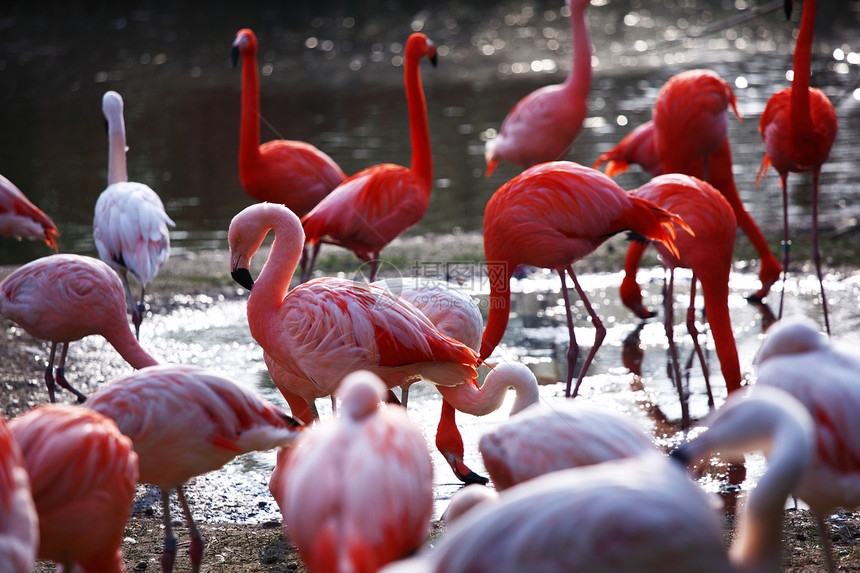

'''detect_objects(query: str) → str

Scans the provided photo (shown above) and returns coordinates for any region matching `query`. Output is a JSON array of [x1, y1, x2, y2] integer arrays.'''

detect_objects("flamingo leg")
[[300, 243, 321, 283], [558, 269, 580, 397], [663, 271, 691, 428], [811, 169, 831, 335], [568, 267, 606, 399], [779, 174, 791, 320], [133, 283, 147, 340], [401, 385, 409, 409], [435, 400, 488, 484], [161, 489, 177, 573], [53, 342, 87, 403], [44, 341, 60, 402], [367, 252, 381, 282], [685, 277, 715, 410], [177, 486, 204, 573]]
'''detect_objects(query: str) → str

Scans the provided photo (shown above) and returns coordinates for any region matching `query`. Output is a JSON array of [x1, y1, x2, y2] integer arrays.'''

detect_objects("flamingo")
[[9, 404, 138, 573], [0, 174, 59, 251], [591, 120, 662, 178], [231, 28, 346, 217], [230, 203, 540, 482], [0, 254, 159, 403], [756, 0, 838, 332], [300, 33, 437, 282], [0, 414, 38, 573], [480, 161, 691, 398], [94, 90, 175, 338], [384, 387, 813, 573], [620, 174, 742, 425], [753, 315, 860, 572], [595, 75, 783, 302], [483, 0, 592, 176], [85, 364, 303, 573], [270, 370, 433, 573], [479, 393, 655, 490]]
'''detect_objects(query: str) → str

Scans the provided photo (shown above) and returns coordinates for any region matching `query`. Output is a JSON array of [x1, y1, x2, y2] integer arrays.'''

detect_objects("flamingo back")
[[9, 404, 137, 572], [0, 415, 38, 573], [85, 364, 302, 489], [274, 371, 433, 573]]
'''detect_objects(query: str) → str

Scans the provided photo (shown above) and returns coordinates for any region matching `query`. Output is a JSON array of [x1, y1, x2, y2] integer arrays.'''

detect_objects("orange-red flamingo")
[[620, 174, 742, 425], [480, 161, 690, 398], [386, 387, 813, 573], [230, 203, 540, 483], [301, 33, 437, 282], [0, 414, 38, 573], [232, 29, 346, 217], [0, 254, 159, 403], [0, 174, 59, 252], [756, 0, 838, 332], [271, 370, 433, 573], [86, 364, 303, 573], [753, 315, 860, 572], [94, 90, 175, 338], [595, 73, 783, 302], [484, 0, 592, 176], [9, 404, 138, 573], [592, 120, 662, 178]]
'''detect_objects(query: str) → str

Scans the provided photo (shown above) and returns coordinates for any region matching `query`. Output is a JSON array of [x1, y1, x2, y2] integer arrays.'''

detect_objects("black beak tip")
[[429, 54, 438, 68], [784, 0, 793, 19], [231, 267, 255, 291], [231, 45, 240, 68]]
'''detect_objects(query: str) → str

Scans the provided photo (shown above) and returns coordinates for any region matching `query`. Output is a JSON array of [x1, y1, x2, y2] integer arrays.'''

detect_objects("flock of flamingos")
[[0, 0, 858, 571]]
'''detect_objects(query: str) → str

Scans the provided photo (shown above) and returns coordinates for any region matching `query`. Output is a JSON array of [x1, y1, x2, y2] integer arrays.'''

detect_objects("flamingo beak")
[[231, 44, 240, 68], [231, 266, 254, 291], [784, 0, 793, 19]]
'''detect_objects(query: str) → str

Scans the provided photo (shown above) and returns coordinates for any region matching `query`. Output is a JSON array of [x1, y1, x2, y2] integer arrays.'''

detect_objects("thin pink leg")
[[569, 267, 606, 399], [811, 170, 831, 335], [559, 269, 580, 397], [177, 486, 204, 573]]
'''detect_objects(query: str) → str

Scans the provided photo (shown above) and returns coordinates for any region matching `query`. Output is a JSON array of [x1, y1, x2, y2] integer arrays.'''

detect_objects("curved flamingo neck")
[[404, 48, 432, 190], [790, 0, 815, 135], [435, 363, 536, 417], [480, 268, 513, 361], [246, 207, 303, 327], [106, 325, 159, 370], [563, 0, 592, 105], [239, 45, 262, 171], [106, 107, 128, 186]]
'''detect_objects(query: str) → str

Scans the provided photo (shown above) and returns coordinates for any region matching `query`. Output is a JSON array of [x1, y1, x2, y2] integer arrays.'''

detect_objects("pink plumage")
[[0, 254, 159, 402], [85, 364, 303, 572], [0, 173, 59, 252], [479, 399, 654, 490], [0, 414, 38, 573], [484, 0, 592, 175], [272, 370, 433, 573], [9, 404, 138, 573]]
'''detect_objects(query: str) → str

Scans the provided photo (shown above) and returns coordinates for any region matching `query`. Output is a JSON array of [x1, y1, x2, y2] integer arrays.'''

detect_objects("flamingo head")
[[232, 28, 257, 67], [406, 33, 437, 68]]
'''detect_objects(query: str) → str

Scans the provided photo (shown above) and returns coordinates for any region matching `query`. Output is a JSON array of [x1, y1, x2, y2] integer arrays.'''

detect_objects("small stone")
[[261, 520, 281, 530], [134, 561, 148, 571]]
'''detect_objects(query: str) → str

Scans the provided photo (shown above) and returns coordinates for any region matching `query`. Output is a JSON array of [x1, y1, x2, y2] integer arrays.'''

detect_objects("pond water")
[[2, 0, 860, 524]]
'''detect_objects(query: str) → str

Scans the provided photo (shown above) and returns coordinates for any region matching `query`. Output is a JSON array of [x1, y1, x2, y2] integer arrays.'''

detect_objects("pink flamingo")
[[301, 33, 437, 282], [385, 387, 813, 573], [484, 0, 592, 176], [0, 173, 59, 251], [479, 391, 655, 490], [9, 403, 138, 573], [0, 414, 38, 573], [230, 203, 540, 483], [85, 364, 303, 573], [94, 90, 175, 338], [0, 254, 159, 402], [231, 28, 346, 217], [753, 315, 860, 572], [756, 0, 838, 332], [620, 174, 742, 424], [271, 370, 433, 573], [480, 161, 690, 398]]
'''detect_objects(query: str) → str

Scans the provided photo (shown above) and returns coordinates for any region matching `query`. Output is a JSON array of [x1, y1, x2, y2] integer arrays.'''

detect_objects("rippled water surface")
[[2, 0, 860, 523]]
